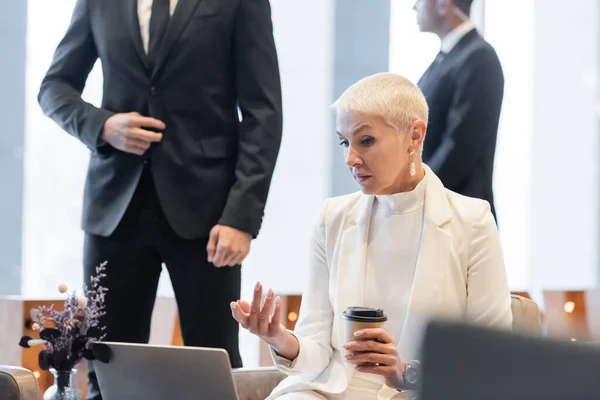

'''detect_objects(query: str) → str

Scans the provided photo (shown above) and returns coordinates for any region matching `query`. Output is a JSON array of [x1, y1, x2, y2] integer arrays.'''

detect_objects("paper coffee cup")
[[341, 306, 387, 346]]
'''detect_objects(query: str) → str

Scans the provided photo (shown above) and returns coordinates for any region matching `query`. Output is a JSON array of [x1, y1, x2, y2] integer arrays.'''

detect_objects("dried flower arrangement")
[[18, 262, 108, 372]]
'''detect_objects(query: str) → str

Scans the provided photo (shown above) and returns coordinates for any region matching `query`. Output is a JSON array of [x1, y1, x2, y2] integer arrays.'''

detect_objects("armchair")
[[231, 294, 543, 400]]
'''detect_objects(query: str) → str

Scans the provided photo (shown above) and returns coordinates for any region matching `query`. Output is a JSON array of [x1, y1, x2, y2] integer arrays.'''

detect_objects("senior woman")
[[231, 73, 512, 399]]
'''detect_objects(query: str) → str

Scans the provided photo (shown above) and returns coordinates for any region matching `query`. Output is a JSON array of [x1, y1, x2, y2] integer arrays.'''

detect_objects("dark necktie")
[[148, 0, 171, 69]]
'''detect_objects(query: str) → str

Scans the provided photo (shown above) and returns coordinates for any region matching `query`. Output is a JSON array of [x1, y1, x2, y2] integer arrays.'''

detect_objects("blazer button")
[[150, 86, 157, 96]]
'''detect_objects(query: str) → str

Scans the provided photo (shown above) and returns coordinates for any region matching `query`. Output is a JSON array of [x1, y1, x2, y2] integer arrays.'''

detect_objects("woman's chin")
[[358, 183, 377, 195]]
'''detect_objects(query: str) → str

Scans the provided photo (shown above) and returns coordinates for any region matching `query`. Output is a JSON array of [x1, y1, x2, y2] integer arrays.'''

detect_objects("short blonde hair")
[[331, 72, 429, 133]]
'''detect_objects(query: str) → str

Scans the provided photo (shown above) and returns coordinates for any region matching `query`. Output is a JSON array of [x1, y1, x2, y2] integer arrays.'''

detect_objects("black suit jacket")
[[418, 29, 503, 219], [38, 0, 282, 239]]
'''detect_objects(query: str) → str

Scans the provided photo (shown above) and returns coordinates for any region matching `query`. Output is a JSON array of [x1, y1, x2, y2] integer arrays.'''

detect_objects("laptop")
[[419, 320, 600, 400], [92, 342, 239, 400]]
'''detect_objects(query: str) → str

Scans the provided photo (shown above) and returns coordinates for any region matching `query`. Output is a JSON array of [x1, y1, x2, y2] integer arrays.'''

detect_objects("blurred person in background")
[[37, 0, 282, 398], [415, 0, 504, 222]]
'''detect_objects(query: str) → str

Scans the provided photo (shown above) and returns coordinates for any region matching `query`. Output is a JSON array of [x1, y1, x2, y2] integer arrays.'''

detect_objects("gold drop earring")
[[409, 150, 417, 177]]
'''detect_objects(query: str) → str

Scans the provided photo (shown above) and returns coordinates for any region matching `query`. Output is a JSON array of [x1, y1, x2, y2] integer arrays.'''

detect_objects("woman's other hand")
[[231, 282, 284, 342], [231, 282, 300, 360], [343, 328, 407, 389]]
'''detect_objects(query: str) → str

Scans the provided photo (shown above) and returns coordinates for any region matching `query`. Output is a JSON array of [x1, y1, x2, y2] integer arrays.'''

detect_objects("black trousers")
[[84, 167, 242, 400]]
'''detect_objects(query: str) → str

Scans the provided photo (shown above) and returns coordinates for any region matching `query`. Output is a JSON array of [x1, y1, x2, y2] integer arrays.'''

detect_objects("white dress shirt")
[[440, 20, 475, 54], [137, 0, 179, 54]]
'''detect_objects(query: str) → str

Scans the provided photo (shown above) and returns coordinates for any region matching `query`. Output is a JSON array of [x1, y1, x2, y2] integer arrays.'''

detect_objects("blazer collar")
[[125, 0, 150, 71], [445, 28, 479, 57], [348, 165, 452, 228], [440, 20, 475, 54], [421, 165, 453, 227], [151, 0, 202, 78]]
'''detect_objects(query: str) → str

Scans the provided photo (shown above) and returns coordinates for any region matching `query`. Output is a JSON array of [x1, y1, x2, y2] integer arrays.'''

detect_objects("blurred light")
[[33, 371, 40, 379], [570, 338, 577, 342], [288, 312, 298, 322], [564, 301, 575, 313]]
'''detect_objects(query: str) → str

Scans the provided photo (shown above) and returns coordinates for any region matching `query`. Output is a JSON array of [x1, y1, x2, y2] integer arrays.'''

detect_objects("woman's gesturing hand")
[[343, 328, 407, 389], [230, 282, 284, 344]]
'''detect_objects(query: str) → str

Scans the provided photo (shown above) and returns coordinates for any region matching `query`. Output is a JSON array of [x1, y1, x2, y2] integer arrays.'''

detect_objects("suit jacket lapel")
[[418, 30, 479, 92], [125, 0, 150, 70], [334, 195, 374, 348], [418, 51, 447, 95], [378, 167, 453, 400], [446, 28, 479, 56], [398, 166, 453, 361], [151, 0, 202, 79]]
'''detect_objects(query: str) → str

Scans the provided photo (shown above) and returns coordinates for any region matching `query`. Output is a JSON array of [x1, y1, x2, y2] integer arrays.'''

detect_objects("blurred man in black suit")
[[414, 0, 503, 220], [38, 0, 282, 398]]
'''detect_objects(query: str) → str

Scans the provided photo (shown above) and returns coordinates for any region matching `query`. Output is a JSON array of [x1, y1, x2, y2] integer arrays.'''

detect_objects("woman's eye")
[[361, 137, 374, 146], [339, 140, 349, 147]]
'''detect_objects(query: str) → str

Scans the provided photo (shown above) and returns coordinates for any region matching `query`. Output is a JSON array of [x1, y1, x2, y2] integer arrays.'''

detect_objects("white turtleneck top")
[[364, 174, 426, 342], [346, 173, 427, 393]]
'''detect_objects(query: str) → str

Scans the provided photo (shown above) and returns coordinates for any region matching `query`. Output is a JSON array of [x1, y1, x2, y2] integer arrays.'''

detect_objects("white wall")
[[487, 0, 599, 292], [23, 0, 101, 297], [237, 0, 334, 366], [245, 0, 333, 297], [484, 0, 535, 292], [388, 1, 439, 83], [528, 0, 599, 290]]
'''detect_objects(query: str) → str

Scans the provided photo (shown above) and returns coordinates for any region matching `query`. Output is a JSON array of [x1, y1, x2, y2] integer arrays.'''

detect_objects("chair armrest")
[[232, 367, 286, 400], [0, 365, 39, 400], [510, 294, 543, 336]]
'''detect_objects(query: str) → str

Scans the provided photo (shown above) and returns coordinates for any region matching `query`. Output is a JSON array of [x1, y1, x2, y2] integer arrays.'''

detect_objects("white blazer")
[[267, 167, 513, 400]]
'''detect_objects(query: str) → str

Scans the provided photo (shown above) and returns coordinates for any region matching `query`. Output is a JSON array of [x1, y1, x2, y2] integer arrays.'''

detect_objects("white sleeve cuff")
[[269, 330, 301, 374]]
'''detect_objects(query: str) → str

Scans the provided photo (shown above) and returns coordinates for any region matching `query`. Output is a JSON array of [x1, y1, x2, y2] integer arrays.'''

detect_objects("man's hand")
[[102, 112, 164, 155], [206, 225, 251, 267]]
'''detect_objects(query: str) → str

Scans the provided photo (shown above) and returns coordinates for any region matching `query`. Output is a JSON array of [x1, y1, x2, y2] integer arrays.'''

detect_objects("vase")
[[43, 369, 82, 400]]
